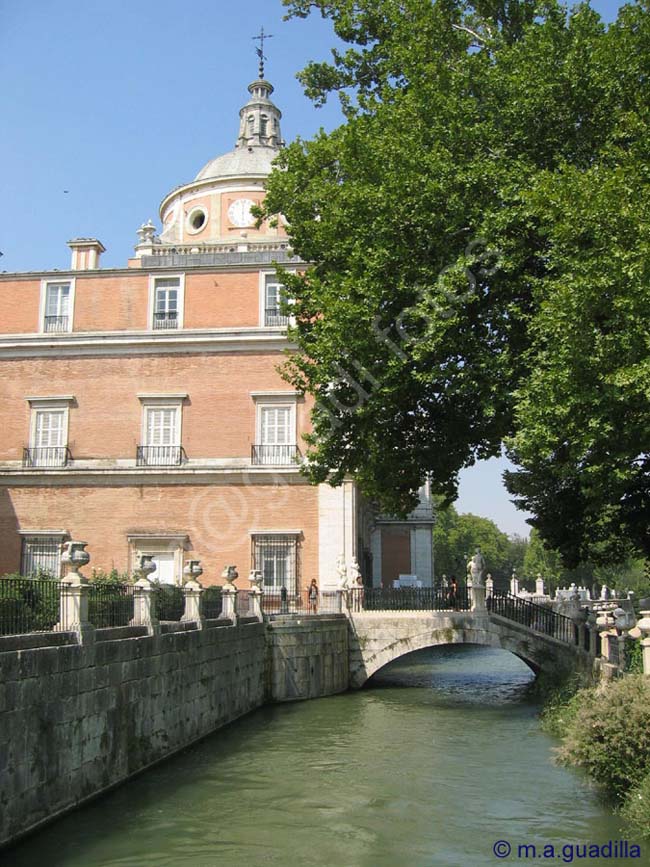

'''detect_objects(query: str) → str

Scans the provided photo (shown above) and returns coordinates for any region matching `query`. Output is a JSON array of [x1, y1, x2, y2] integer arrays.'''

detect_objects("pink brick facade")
[[0, 71, 432, 590]]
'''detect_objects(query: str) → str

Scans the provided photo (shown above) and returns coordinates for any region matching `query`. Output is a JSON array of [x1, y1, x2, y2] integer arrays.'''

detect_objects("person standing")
[[308, 578, 319, 613], [449, 575, 459, 610]]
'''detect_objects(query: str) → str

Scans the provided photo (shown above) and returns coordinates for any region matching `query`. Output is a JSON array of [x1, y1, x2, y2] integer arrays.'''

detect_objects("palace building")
[[0, 66, 434, 590]]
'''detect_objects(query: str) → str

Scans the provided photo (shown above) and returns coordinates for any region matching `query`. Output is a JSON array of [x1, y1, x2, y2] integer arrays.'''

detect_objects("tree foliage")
[[263, 0, 650, 564], [433, 503, 524, 581]]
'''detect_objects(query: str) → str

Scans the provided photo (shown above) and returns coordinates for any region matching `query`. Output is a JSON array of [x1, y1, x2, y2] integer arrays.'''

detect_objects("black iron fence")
[[0, 577, 61, 636], [237, 589, 251, 616], [87, 583, 135, 628], [136, 445, 186, 467], [351, 586, 471, 612], [261, 587, 341, 615], [608, 636, 620, 666], [22, 447, 71, 468], [202, 586, 223, 619], [251, 444, 302, 466], [151, 585, 184, 621], [487, 592, 576, 644]]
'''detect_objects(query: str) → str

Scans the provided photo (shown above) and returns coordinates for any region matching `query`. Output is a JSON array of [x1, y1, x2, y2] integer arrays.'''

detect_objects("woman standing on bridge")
[[448, 576, 459, 610], [308, 579, 319, 614]]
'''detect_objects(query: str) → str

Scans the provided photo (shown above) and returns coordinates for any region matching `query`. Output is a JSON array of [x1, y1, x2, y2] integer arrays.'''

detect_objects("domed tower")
[[135, 68, 287, 259]]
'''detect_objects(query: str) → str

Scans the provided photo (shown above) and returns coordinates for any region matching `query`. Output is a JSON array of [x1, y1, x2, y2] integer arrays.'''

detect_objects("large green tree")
[[263, 0, 650, 565]]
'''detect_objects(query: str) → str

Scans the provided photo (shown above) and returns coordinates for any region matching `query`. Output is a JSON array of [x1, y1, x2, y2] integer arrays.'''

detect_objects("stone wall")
[[266, 615, 349, 701], [0, 613, 352, 848], [0, 621, 267, 847]]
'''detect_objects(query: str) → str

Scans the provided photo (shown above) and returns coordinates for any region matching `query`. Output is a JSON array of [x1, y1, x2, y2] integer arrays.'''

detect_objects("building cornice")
[[0, 257, 303, 282], [0, 463, 309, 486], [0, 327, 293, 359]]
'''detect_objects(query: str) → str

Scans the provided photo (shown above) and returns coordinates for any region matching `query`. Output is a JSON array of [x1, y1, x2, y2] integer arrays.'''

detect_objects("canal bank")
[[5, 646, 632, 867]]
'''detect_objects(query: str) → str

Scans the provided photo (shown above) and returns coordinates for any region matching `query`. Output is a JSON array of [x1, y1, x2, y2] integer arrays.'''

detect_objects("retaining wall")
[[266, 615, 349, 701], [0, 620, 268, 847]]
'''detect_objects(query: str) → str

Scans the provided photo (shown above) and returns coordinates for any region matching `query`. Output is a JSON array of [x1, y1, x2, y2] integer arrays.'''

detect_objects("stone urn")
[[221, 565, 238, 587], [136, 554, 157, 581], [61, 541, 90, 576], [249, 569, 263, 591], [183, 560, 203, 583]]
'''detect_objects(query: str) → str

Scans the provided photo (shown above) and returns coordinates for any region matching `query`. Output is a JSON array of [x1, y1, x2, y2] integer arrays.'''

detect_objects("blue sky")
[[0, 0, 625, 536]]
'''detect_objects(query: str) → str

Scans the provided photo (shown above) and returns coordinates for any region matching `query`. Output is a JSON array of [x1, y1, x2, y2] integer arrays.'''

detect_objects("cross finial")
[[252, 26, 273, 78]]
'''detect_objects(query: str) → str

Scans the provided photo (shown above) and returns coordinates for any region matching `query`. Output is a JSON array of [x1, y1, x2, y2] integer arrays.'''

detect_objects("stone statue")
[[336, 554, 348, 589], [467, 547, 486, 587], [348, 557, 362, 587]]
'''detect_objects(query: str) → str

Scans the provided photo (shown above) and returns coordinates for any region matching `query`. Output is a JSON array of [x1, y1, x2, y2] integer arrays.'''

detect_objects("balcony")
[[264, 307, 290, 327], [22, 446, 71, 468], [251, 444, 301, 466], [136, 445, 186, 467], [43, 315, 69, 333], [152, 312, 178, 330]]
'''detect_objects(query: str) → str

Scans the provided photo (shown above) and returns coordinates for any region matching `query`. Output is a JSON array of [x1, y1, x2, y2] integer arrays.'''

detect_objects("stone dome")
[[195, 145, 278, 181]]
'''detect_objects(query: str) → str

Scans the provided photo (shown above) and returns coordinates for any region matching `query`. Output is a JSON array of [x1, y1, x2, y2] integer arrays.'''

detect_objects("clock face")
[[227, 198, 256, 228]]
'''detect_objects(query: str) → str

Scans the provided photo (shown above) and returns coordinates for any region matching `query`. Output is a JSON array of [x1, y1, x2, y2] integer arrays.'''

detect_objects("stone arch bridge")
[[346, 594, 595, 688]]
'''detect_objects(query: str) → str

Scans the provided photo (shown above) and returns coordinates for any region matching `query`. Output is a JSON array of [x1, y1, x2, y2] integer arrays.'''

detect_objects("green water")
[[6, 646, 639, 867]]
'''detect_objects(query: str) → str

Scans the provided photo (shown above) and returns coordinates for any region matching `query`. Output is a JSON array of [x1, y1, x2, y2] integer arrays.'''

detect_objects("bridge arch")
[[348, 614, 583, 689]]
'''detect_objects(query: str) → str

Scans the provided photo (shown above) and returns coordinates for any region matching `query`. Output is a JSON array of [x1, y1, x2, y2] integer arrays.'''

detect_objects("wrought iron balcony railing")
[[152, 312, 178, 330], [251, 444, 301, 466], [264, 307, 290, 327], [136, 445, 186, 467], [43, 315, 70, 333], [22, 446, 71, 468]]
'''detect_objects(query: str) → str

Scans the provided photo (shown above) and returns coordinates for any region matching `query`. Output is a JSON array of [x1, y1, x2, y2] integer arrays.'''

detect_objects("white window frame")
[[258, 269, 294, 327], [39, 279, 75, 334], [250, 531, 301, 593], [26, 396, 74, 466], [251, 392, 299, 466], [138, 394, 185, 441], [148, 274, 185, 330], [19, 530, 68, 578]]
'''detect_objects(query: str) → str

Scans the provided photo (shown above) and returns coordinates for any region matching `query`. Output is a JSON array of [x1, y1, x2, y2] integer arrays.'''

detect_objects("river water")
[[7, 646, 636, 867]]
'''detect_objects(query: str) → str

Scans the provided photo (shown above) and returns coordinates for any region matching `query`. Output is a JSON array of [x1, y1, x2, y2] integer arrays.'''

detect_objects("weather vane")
[[252, 26, 273, 78]]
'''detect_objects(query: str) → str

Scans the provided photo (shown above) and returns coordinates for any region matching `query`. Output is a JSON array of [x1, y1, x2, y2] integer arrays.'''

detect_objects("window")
[[251, 535, 299, 593], [137, 394, 186, 466], [263, 275, 289, 326], [252, 396, 298, 465], [25, 396, 73, 467], [149, 275, 184, 330], [21, 534, 65, 577], [187, 207, 207, 234], [40, 280, 74, 333]]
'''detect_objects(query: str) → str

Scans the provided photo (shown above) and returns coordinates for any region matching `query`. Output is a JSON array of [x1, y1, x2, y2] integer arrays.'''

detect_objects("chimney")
[[67, 238, 106, 271]]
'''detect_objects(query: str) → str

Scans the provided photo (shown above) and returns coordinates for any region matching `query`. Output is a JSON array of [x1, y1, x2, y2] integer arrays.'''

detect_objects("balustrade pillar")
[[130, 555, 159, 635], [58, 541, 94, 643], [636, 610, 650, 676], [181, 560, 204, 627], [221, 585, 238, 621], [248, 586, 263, 621], [131, 580, 159, 635]]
